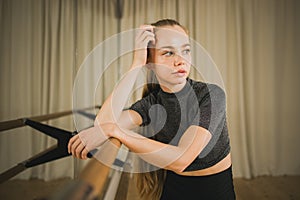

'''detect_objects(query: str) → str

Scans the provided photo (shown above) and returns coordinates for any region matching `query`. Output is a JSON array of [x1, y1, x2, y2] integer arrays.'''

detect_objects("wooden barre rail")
[[0, 106, 100, 132], [52, 138, 122, 200], [79, 138, 122, 198]]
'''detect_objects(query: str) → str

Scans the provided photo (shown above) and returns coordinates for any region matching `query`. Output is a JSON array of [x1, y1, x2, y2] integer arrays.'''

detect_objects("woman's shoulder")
[[188, 79, 226, 102], [138, 89, 159, 104]]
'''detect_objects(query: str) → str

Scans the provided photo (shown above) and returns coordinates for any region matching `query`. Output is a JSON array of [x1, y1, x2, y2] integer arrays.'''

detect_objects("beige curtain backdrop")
[[0, 0, 77, 180], [0, 0, 299, 180]]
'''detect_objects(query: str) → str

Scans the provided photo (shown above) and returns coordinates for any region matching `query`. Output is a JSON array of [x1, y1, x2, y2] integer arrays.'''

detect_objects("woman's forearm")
[[70, 25, 156, 159], [114, 125, 211, 172], [95, 26, 154, 126], [95, 66, 143, 125]]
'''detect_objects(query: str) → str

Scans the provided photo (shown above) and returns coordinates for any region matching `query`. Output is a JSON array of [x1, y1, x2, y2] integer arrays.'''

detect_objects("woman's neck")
[[159, 79, 187, 93]]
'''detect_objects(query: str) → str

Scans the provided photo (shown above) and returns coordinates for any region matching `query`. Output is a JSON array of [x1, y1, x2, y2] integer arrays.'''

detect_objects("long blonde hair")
[[135, 19, 189, 200]]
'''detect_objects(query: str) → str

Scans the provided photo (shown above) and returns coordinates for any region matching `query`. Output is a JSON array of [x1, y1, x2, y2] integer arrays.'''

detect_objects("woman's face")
[[150, 25, 191, 93]]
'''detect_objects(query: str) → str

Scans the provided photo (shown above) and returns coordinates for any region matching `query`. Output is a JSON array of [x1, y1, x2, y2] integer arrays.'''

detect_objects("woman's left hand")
[[68, 134, 90, 159], [67, 123, 123, 159], [68, 125, 109, 159]]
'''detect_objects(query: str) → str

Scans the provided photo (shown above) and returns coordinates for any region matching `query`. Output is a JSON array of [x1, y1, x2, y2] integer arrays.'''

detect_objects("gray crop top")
[[129, 78, 231, 171]]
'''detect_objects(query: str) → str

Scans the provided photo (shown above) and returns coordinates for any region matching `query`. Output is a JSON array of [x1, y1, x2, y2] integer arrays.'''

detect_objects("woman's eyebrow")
[[182, 44, 191, 48], [158, 43, 191, 50], [158, 46, 175, 50]]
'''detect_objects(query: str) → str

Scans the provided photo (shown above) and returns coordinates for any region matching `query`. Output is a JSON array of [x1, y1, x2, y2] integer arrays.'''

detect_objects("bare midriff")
[[176, 153, 232, 176]]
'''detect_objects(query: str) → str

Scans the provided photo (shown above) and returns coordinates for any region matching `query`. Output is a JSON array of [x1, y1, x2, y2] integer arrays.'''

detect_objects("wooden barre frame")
[[0, 106, 127, 199]]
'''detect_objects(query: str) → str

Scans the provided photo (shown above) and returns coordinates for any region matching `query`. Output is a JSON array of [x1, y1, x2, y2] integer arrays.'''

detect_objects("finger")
[[139, 25, 154, 32], [142, 34, 155, 45], [75, 143, 85, 159], [136, 26, 154, 40], [81, 148, 89, 160], [71, 138, 82, 157], [135, 33, 155, 49], [136, 30, 155, 42], [68, 134, 79, 154]]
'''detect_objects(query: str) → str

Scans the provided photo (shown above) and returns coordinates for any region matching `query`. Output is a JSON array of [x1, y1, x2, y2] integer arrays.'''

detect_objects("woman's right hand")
[[131, 25, 155, 68], [68, 125, 109, 159]]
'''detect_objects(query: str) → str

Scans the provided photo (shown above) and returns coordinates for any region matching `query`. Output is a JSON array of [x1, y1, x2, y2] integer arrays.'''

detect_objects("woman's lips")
[[173, 69, 187, 77], [177, 69, 186, 73]]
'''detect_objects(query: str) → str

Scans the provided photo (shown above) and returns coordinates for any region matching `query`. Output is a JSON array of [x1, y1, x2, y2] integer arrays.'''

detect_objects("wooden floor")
[[233, 176, 300, 200], [0, 176, 299, 200]]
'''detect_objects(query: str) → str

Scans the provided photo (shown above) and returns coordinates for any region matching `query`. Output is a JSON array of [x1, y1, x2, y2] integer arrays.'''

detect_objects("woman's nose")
[[174, 53, 185, 66]]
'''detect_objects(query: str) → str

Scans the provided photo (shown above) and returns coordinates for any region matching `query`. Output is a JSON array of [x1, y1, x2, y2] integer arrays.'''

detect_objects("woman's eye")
[[183, 49, 191, 55], [162, 51, 174, 56]]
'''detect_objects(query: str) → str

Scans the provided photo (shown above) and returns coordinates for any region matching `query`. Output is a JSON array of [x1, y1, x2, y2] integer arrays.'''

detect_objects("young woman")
[[68, 19, 236, 200]]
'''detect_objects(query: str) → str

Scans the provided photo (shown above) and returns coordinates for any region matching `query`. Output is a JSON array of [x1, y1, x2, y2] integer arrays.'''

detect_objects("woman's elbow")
[[167, 159, 191, 173]]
